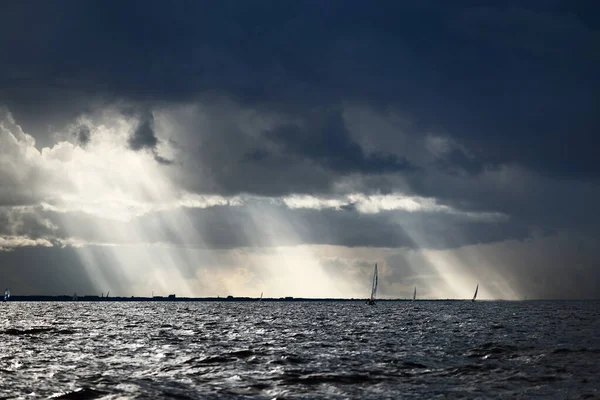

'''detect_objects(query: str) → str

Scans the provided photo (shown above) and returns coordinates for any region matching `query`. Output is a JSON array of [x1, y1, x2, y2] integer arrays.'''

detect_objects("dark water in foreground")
[[1, 301, 599, 399]]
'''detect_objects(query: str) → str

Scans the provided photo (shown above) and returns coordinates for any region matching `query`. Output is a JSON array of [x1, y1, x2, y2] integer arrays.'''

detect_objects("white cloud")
[[0, 235, 54, 251], [177, 193, 244, 209], [3, 107, 505, 224], [1, 108, 247, 222], [281, 193, 507, 221], [349, 193, 442, 213], [281, 195, 347, 210]]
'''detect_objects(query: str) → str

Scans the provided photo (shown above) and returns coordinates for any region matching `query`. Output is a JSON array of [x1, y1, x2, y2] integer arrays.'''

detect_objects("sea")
[[1, 301, 599, 399]]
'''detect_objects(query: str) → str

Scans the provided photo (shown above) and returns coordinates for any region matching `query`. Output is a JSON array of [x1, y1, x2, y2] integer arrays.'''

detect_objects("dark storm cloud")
[[434, 148, 483, 177], [126, 109, 174, 164], [128, 111, 157, 151], [405, 166, 600, 238], [1, 0, 598, 181], [441, 4, 600, 180], [189, 106, 415, 196], [261, 109, 414, 175], [157, 101, 340, 197]]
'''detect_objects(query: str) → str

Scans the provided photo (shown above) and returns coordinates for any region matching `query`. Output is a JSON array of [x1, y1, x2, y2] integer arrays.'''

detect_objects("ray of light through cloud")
[[0, 104, 525, 300], [1, 97, 598, 300]]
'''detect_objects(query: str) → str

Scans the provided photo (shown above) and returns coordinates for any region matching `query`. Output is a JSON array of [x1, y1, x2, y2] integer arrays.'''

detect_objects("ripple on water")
[[0, 301, 599, 399]]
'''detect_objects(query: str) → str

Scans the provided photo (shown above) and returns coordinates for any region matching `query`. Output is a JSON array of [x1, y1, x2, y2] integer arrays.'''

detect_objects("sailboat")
[[259, 292, 263, 302], [366, 263, 378, 305], [413, 287, 416, 301], [3, 288, 10, 302], [471, 283, 479, 302]]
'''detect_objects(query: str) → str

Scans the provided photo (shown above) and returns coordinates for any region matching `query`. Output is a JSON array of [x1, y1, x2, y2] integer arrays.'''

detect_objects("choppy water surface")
[[1, 301, 599, 399]]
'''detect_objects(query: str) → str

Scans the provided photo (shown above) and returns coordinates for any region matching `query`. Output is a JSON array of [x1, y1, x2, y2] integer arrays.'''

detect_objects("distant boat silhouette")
[[366, 263, 378, 306], [3, 288, 10, 302], [471, 283, 479, 302], [413, 287, 416, 301], [259, 292, 263, 302]]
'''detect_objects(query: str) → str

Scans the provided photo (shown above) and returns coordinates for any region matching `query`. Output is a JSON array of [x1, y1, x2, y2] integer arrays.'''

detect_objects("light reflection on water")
[[0, 301, 599, 399]]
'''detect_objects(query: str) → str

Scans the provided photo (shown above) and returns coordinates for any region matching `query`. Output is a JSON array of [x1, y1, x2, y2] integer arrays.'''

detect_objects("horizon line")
[[3, 295, 599, 302]]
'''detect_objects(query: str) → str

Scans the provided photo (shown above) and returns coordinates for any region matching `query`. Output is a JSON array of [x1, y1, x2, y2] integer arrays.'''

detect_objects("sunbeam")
[[388, 212, 521, 300], [2, 100, 598, 301], [241, 202, 352, 298]]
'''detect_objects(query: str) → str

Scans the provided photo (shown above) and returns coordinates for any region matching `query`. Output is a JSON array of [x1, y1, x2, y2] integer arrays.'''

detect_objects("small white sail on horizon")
[[472, 283, 479, 302], [3, 288, 10, 302], [366, 263, 378, 305]]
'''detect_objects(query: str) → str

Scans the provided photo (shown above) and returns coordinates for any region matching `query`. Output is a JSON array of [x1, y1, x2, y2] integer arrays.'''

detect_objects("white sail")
[[472, 283, 479, 302], [3, 288, 9, 301], [370, 263, 378, 301]]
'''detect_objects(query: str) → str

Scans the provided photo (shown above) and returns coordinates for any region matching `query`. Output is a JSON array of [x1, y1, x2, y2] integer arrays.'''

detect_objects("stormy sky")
[[1, 0, 599, 299]]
